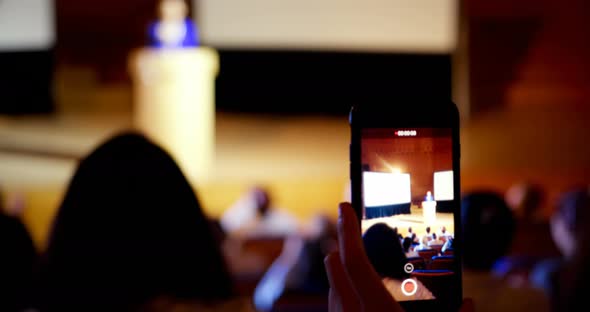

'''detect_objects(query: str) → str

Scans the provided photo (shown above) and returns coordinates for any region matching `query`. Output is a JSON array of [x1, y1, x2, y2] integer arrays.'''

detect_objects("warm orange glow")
[[130, 47, 219, 183]]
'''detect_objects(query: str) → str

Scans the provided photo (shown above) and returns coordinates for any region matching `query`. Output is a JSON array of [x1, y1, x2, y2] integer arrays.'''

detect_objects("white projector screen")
[[196, 0, 457, 53], [0, 0, 55, 51], [363, 172, 411, 207], [433, 170, 454, 201]]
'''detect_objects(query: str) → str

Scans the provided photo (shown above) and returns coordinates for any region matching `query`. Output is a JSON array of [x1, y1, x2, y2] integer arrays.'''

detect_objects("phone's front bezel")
[[349, 102, 462, 312]]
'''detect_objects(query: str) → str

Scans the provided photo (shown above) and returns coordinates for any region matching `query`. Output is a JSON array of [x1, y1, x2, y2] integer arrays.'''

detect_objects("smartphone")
[[349, 102, 462, 311]]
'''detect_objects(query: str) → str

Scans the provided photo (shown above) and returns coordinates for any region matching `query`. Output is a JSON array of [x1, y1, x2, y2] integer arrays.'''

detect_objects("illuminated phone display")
[[360, 127, 456, 302]]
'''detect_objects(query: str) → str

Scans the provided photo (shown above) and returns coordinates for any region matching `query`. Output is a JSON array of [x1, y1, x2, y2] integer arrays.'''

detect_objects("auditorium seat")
[[407, 257, 426, 270], [412, 270, 456, 301], [443, 248, 454, 256], [242, 237, 285, 268], [271, 292, 328, 312], [429, 244, 444, 255], [428, 256, 455, 270], [234, 237, 286, 295], [418, 249, 439, 263]]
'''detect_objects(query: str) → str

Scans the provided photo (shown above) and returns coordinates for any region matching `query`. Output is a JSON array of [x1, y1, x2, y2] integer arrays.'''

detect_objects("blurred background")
[[1, 0, 589, 310]]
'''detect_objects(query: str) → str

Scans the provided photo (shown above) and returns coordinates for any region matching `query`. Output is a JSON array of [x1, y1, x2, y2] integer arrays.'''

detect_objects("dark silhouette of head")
[[252, 187, 271, 217], [37, 133, 234, 310], [505, 182, 545, 220], [553, 188, 590, 312], [462, 191, 516, 270], [0, 199, 36, 312], [551, 189, 590, 258], [408, 227, 413, 234], [411, 233, 417, 240], [432, 233, 437, 240], [402, 237, 413, 253], [441, 226, 446, 234], [363, 223, 408, 280], [426, 226, 431, 234]]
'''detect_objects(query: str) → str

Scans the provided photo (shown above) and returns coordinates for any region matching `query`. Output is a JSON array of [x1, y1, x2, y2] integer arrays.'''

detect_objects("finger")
[[329, 288, 341, 312], [459, 298, 475, 312], [325, 252, 360, 312], [337, 202, 403, 311]]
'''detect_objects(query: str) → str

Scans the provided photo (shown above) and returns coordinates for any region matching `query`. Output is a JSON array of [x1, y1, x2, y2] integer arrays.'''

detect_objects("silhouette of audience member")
[[530, 188, 590, 306], [442, 237, 453, 254], [505, 182, 545, 221], [36, 133, 251, 311], [428, 233, 444, 246], [551, 188, 590, 312], [461, 191, 549, 312], [416, 234, 432, 251], [392, 226, 403, 240], [254, 215, 337, 311], [0, 190, 37, 312], [363, 223, 434, 301], [506, 183, 559, 260], [439, 226, 453, 242], [402, 237, 419, 258], [221, 187, 299, 238], [420, 226, 433, 248], [406, 227, 419, 244]]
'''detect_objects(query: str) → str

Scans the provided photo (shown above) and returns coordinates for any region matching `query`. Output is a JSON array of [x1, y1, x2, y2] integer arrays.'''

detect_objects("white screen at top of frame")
[[0, 0, 55, 51], [196, 0, 457, 53], [434, 170, 454, 201], [363, 172, 411, 207]]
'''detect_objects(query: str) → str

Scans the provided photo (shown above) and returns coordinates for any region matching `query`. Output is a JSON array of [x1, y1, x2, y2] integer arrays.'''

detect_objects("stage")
[[1, 104, 589, 249], [362, 205, 455, 237]]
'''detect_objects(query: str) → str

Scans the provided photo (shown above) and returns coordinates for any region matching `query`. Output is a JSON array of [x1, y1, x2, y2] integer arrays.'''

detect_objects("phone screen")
[[360, 127, 458, 303]]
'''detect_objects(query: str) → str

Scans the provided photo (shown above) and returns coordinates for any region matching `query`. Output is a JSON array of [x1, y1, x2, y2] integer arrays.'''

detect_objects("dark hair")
[[37, 133, 234, 310], [554, 189, 590, 312], [252, 187, 271, 217], [462, 191, 515, 270], [432, 233, 437, 240], [402, 237, 413, 253], [408, 227, 412, 233], [0, 213, 36, 311], [555, 189, 590, 234], [363, 223, 408, 279], [426, 226, 431, 233]]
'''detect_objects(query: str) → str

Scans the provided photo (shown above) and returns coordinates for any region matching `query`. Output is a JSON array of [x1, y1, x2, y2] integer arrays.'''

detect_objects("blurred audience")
[[363, 223, 434, 301], [422, 226, 433, 242], [530, 188, 590, 306], [505, 182, 545, 222], [496, 183, 559, 286], [461, 191, 549, 312], [406, 226, 419, 243], [35, 133, 252, 311], [442, 237, 453, 254], [220, 187, 299, 238], [428, 233, 444, 246], [0, 189, 37, 312], [416, 234, 432, 251], [253, 215, 336, 311], [402, 237, 419, 258], [551, 188, 590, 312], [439, 226, 452, 242]]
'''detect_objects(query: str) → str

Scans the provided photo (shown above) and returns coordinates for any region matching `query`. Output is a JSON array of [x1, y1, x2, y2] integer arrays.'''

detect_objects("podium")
[[422, 200, 437, 226], [129, 47, 219, 182]]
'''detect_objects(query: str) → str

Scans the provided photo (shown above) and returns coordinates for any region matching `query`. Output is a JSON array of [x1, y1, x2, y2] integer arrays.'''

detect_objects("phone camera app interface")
[[361, 128, 456, 302]]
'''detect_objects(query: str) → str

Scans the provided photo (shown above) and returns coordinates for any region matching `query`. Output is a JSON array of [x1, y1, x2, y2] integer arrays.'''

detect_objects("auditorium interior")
[[1, 0, 589, 311]]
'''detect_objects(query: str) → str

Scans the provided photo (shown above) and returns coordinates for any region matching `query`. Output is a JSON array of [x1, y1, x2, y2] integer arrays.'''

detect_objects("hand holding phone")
[[349, 102, 462, 311], [325, 202, 474, 312]]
